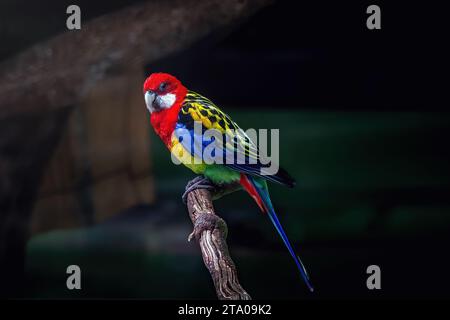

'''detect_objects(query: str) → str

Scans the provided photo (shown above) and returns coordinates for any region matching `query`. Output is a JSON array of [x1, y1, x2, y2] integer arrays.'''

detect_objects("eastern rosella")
[[143, 72, 313, 292]]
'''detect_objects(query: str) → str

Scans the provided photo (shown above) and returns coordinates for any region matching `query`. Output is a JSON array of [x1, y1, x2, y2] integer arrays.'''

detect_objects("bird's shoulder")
[[178, 91, 238, 132]]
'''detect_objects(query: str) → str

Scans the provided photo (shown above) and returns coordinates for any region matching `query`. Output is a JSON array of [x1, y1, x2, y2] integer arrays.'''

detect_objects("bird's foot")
[[182, 175, 241, 203], [182, 175, 216, 204], [188, 213, 226, 242]]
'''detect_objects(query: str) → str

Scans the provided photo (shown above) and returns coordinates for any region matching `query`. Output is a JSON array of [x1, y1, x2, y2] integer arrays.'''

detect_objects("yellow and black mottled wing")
[[175, 90, 295, 187], [179, 91, 259, 158]]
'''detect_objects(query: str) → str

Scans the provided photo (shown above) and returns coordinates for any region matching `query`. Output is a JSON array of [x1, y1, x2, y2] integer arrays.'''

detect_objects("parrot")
[[143, 72, 313, 292]]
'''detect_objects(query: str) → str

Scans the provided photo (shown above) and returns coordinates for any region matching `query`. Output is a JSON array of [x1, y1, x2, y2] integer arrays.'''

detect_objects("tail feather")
[[240, 173, 314, 292]]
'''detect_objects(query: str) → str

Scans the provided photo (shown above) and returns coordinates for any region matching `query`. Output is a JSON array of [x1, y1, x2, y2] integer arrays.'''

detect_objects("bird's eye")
[[159, 82, 168, 91]]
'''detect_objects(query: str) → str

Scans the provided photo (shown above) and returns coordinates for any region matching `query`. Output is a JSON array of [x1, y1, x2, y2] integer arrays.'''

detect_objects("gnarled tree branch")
[[185, 177, 250, 300]]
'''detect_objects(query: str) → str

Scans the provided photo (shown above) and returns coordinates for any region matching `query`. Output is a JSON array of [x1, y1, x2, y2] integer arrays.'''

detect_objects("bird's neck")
[[150, 87, 187, 146]]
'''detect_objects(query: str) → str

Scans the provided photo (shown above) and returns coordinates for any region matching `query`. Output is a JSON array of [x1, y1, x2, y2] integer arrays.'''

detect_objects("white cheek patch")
[[156, 93, 176, 110]]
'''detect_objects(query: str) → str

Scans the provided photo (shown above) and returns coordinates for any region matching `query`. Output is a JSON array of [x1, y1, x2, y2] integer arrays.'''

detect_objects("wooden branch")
[[186, 187, 251, 300], [0, 0, 272, 119]]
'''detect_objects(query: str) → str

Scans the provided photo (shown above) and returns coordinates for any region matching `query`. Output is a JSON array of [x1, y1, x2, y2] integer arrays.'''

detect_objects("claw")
[[187, 214, 224, 242], [182, 175, 216, 204]]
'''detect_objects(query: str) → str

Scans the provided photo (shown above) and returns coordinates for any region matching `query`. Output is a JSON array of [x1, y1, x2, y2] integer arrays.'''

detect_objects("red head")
[[143, 73, 187, 145], [143, 73, 187, 114]]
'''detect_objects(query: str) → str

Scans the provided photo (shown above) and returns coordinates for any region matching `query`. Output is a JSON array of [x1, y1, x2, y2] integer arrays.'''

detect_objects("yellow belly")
[[169, 135, 206, 174]]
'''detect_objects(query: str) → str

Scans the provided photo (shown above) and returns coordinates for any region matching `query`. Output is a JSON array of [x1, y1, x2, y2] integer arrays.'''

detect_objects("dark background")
[[1, 0, 449, 299]]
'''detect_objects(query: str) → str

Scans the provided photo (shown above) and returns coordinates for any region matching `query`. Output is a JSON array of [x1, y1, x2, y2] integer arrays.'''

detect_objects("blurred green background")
[[25, 109, 450, 299]]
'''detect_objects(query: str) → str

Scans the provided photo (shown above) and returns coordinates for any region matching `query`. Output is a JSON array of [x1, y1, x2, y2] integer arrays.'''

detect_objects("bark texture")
[[186, 187, 251, 300]]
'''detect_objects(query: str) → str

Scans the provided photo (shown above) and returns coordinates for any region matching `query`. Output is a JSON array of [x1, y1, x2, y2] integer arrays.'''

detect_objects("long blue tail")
[[246, 175, 314, 292]]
